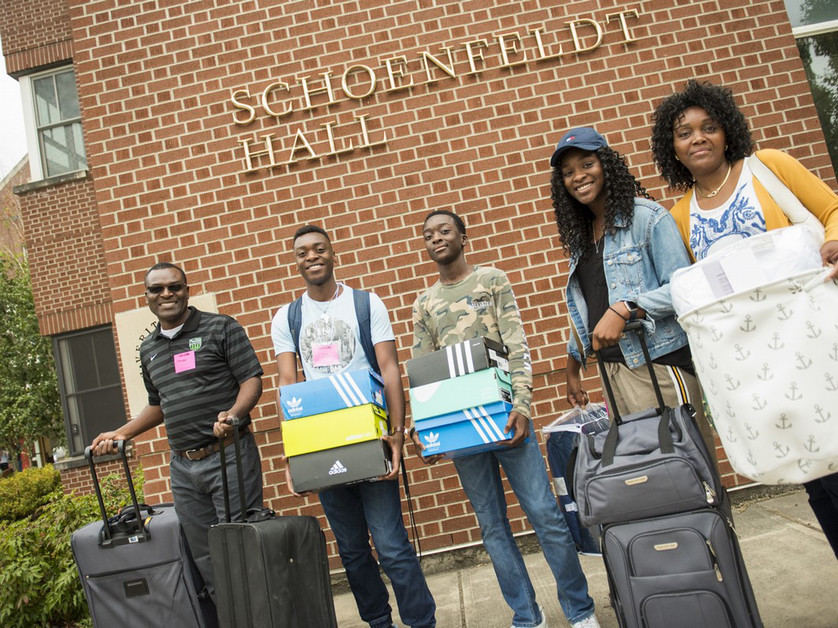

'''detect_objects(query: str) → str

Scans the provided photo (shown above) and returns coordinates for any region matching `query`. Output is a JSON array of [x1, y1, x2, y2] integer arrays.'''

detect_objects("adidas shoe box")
[[414, 401, 514, 458], [280, 369, 385, 420], [282, 404, 389, 457], [409, 367, 513, 421], [289, 439, 392, 493], [406, 337, 509, 388]]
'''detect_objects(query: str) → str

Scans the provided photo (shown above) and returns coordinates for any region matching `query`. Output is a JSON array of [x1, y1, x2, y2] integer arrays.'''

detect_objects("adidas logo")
[[423, 431, 440, 450], [328, 460, 348, 476], [287, 396, 302, 410]]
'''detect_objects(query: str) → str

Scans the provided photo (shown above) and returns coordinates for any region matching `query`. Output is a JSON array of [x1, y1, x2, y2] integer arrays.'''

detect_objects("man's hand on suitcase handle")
[[213, 411, 238, 438], [90, 431, 129, 457]]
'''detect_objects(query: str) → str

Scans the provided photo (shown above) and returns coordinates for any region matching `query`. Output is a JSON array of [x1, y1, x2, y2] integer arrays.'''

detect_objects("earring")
[[675, 155, 680, 161]]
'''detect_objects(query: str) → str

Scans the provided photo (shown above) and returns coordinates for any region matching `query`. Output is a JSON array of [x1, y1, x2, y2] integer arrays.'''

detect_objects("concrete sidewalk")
[[333, 488, 838, 627]]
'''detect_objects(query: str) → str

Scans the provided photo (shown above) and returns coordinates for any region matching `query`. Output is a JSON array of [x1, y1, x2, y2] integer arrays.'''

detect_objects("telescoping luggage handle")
[[84, 440, 149, 547], [593, 321, 675, 467], [218, 417, 256, 523]]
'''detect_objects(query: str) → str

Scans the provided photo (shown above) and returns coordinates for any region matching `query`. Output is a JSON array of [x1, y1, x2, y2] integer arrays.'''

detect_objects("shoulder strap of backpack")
[[353, 288, 380, 375], [287, 297, 303, 363]]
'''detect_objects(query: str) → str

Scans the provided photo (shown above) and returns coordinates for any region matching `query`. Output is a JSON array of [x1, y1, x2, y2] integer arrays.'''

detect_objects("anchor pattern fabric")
[[679, 270, 838, 484]]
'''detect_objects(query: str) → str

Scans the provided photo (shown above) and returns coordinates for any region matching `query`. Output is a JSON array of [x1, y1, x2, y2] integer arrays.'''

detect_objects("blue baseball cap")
[[549, 127, 608, 168]]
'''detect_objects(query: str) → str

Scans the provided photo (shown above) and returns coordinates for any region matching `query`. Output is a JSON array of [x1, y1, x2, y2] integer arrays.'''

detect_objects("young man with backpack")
[[271, 225, 436, 628], [410, 210, 600, 628]]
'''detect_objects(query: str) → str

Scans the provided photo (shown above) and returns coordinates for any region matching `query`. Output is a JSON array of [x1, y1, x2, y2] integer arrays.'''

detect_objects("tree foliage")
[[0, 466, 144, 627], [0, 253, 63, 458]]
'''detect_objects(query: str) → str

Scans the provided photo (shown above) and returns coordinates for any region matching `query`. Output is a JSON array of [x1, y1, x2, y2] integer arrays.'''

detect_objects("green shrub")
[[0, 472, 143, 627], [0, 465, 61, 522]]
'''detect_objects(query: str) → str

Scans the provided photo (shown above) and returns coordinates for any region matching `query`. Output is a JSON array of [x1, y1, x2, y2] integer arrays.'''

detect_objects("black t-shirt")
[[575, 241, 694, 373]]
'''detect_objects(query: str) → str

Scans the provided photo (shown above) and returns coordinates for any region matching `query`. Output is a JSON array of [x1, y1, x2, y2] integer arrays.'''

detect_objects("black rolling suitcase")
[[602, 508, 762, 628], [71, 442, 217, 628], [209, 419, 338, 628]]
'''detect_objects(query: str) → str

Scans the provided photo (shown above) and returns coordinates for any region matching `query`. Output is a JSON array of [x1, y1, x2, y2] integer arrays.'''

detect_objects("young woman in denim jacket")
[[550, 127, 718, 462]]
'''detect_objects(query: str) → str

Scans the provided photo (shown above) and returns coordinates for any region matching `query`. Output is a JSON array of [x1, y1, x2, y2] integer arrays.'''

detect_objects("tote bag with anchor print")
[[676, 267, 838, 484]]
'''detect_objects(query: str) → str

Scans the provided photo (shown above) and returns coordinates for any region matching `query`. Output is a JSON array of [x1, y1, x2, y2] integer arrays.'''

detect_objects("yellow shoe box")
[[282, 403, 389, 457]]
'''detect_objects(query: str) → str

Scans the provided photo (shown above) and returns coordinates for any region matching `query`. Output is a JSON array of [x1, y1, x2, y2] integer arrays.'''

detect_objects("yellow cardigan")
[[670, 148, 838, 261]]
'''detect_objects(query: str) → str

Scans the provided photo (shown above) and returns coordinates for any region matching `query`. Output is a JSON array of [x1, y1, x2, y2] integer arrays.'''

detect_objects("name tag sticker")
[[174, 351, 196, 373], [312, 342, 340, 367]]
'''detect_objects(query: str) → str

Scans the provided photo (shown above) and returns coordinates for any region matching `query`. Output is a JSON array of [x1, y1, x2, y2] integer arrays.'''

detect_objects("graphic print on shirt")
[[690, 182, 767, 260], [300, 315, 356, 375]]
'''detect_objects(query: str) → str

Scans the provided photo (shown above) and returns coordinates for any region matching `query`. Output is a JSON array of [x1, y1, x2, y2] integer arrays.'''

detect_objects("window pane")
[[56, 327, 127, 456], [77, 387, 127, 447], [42, 122, 88, 177], [63, 334, 99, 391], [784, 0, 838, 28], [93, 330, 121, 386], [55, 71, 81, 119], [33, 75, 59, 126], [796, 31, 838, 173]]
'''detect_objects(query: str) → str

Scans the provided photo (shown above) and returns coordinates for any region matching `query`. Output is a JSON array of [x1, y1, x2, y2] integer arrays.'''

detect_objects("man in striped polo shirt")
[[92, 262, 264, 601]]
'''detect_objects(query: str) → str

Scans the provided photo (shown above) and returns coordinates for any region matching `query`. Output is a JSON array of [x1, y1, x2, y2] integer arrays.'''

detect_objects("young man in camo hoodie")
[[410, 210, 600, 628]]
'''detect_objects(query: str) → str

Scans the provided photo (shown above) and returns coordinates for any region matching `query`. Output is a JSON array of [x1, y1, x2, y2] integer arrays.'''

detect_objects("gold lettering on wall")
[[569, 19, 603, 54], [342, 65, 377, 100], [262, 81, 293, 118], [497, 32, 527, 68], [300, 71, 338, 110], [232, 10, 643, 173]]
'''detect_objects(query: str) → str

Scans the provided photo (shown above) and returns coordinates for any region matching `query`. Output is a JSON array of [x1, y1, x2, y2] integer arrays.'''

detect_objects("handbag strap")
[[600, 409, 675, 467], [748, 153, 811, 224]]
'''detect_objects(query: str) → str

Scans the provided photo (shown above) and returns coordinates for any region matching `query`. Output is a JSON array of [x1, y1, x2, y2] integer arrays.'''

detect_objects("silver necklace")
[[308, 282, 342, 323]]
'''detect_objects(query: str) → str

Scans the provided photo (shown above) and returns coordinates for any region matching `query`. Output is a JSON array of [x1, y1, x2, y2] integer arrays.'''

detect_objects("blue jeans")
[[319, 479, 436, 628], [170, 430, 264, 601], [453, 426, 595, 626]]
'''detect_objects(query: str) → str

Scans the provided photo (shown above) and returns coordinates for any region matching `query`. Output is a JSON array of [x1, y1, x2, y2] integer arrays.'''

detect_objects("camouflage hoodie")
[[411, 266, 533, 418]]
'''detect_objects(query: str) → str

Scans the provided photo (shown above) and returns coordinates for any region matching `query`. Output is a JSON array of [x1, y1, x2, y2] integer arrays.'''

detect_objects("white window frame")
[[19, 65, 87, 181]]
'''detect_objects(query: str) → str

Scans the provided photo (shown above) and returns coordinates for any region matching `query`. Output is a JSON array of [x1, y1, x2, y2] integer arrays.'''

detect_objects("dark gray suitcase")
[[209, 419, 338, 628], [573, 322, 722, 527], [71, 442, 216, 628], [602, 508, 762, 628]]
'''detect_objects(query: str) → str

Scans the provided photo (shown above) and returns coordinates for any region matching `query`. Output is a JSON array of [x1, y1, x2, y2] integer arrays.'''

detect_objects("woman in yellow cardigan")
[[650, 79, 838, 560], [650, 79, 838, 274]]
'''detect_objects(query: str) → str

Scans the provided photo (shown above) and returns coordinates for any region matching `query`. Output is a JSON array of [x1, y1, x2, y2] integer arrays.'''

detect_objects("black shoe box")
[[406, 336, 509, 388], [288, 439, 392, 493]]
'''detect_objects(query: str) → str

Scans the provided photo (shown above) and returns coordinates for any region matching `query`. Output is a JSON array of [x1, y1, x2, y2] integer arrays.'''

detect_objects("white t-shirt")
[[271, 284, 395, 381], [689, 162, 768, 261]]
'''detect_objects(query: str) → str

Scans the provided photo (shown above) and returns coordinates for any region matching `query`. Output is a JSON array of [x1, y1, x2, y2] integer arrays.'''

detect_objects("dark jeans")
[[319, 479, 435, 628], [803, 471, 838, 559]]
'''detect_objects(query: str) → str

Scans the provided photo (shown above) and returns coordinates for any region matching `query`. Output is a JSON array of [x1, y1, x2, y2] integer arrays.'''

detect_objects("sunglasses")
[[145, 283, 186, 295]]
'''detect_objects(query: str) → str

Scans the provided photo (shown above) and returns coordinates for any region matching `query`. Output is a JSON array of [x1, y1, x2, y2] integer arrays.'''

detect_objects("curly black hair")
[[550, 146, 652, 258], [651, 79, 754, 191]]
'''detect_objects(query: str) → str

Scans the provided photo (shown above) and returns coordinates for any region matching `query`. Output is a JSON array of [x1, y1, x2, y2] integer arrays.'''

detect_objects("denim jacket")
[[565, 198, 691, 368]]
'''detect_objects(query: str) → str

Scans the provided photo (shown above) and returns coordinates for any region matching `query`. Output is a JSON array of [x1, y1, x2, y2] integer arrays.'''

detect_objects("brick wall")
[[0, 157, 28, 256], [3, 0, 831, 562], [0, 0, 73, 75], [15, 175, 113, 335], [59, 455, 141, 497]]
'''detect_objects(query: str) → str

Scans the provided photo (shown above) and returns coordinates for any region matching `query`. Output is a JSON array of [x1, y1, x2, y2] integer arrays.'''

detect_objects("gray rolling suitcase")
[[209, 419, 338, 628], [71, 442, 216, 628], [602, 508, 762, 628]]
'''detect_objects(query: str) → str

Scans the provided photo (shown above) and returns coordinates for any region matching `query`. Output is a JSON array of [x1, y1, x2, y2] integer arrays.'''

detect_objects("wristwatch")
[[622, 301, 639, 321]]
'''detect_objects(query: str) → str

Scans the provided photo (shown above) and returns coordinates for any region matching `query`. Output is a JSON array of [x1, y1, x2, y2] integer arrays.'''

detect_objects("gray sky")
[[0, 44, 28, 179]]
